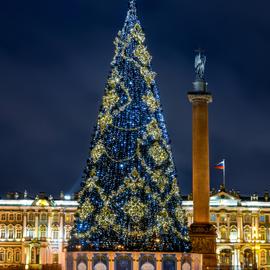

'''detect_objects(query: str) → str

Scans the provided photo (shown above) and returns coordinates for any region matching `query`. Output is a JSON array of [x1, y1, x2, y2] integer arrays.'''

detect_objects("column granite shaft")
[[188, 93, 212, 223]]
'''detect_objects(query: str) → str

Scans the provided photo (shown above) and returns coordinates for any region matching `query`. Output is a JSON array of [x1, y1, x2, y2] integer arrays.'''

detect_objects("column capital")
[[188, 92, 213, 104]]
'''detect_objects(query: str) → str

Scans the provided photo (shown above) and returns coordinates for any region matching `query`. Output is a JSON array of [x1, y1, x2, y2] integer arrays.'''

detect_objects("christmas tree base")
[[65, 251, 202, 270], [189, 223, 217, 270]]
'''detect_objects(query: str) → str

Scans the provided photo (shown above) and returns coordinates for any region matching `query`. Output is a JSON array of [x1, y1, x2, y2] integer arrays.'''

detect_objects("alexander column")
[[188, 51, 217, 269]]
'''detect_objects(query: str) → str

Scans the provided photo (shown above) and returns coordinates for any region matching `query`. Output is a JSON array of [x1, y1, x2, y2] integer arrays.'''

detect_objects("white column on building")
[[23, 211, 27, 238], [60, 210, 64, 241], [216, 214, 220, 240], [59, 210, 65, 267], [227, 214, 231, 242], [237, 213, 243, 241], [40, 246, 47, 264], [235, 248, 241, 267], [35, 211, 39, 238], [47, 211, 52, 239]]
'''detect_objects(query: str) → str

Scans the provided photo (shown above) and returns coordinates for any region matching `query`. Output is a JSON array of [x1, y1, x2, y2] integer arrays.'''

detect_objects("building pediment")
[[210, 191, 240, 207]]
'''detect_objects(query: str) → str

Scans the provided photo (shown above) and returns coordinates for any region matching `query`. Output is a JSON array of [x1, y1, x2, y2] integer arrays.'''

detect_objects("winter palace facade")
[[0, 187, 270, 269]]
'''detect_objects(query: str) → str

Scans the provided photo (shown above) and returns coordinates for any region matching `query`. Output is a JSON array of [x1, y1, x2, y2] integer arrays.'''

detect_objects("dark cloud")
[[0, 0, 270, 196]]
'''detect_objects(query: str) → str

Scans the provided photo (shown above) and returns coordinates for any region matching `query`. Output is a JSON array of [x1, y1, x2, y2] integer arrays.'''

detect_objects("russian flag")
[[214, 160, 225, 170]]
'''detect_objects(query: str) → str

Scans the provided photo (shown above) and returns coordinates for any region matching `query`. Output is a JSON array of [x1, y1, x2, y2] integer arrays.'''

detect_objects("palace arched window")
[[26, 225, 34, 238], [261, 250, 267, 265], [15, 225, 22, 239], [9, 213, 14, 221], [259, 227, 266, 241], [28, 213, 34, 221], [219, 249, 232, 265], [52, 213, 59, 223], [210, 213, 217, 222], [230, 214, 237, 222], [0, 248, 5, 263], [65, 214, 71, 223], [8, 225, 14, 239], [40, 225, 47, 238], [52, 225, 59, 240], [220, 226, 228, 240], [6, 249, 13, 263], [65, 225, 71, 240], [244, 226, 251, 242], [244, 214, 251, 224], [40, 213, 47, 221], [14, 249, 21, 263], [16, 213, 22, 221], [0, 225, 6, 239], [1, 213, 6, 221], [230, 227, 238, 242]]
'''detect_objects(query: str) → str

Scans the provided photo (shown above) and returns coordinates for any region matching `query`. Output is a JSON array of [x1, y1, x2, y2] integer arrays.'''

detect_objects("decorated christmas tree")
[[69, 0, 191, 252]]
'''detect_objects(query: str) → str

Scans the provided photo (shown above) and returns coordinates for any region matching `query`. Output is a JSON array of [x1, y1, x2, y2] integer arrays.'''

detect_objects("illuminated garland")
[[69, 0, 191, 252]]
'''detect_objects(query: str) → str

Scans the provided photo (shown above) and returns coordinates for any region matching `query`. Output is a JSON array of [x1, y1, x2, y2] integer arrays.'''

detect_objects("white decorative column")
[[227, 215, 230, 242], [59, 211, 65, 269], [35, 211, 39, 238], [23, 212, 27, 237], [237, 214, 243, 241], [60, 211, 64, 241], [47, 212, 52, 239]]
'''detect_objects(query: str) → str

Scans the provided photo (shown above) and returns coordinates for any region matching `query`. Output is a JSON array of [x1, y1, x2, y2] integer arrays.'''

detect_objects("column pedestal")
[[189, 223, 217, 269]]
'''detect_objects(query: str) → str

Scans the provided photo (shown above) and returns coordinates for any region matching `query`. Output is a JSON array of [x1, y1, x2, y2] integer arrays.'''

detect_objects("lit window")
[[0, 226, 6, 239], [8, 227, 14, 239], [27, 227, 34, 238], [220, 227, 228, 240], [230, 214, 236, 222], [260, 215, 265, 223], [244, 215, 251, 223], [261, 250, 267, 265], [6, 250, 13, 262], [244, 227, 251, 242], [40, 226, 47, 238], [52, 253, 58, 264], [15, 250, 20, 262], [259, 227, 266, 241], [0, 250, 4, 262], [230, 229, 238, 242], [28, 213, 34, 221], [65, 226, 71, 240], [220, 215, 227, 222], [41, 213, 47, 221], [52, 230, 59, 240], [52, 213, 59, 223], [16, 227, 22, 239], [65, 214, 71, 223], [210, 214, 216, 222]]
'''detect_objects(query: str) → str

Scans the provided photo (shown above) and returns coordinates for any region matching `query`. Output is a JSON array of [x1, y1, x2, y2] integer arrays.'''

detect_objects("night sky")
[[0, 0, 270, 197]]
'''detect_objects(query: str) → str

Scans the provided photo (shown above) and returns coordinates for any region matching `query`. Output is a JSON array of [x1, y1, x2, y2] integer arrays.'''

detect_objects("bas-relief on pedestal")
[[65, 252, 202, 270]]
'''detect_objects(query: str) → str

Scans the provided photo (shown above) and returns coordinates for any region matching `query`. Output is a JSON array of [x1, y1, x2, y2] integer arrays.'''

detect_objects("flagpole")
[[223, 159, 226, 188]]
